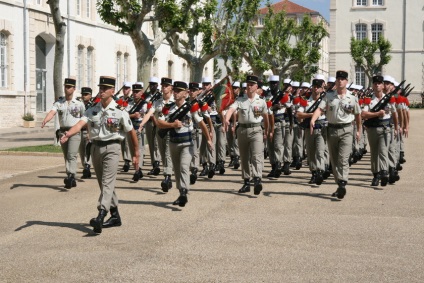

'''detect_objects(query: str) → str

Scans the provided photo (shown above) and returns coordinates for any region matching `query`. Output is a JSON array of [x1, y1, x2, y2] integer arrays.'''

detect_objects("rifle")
[[113, 85, 125, 101], [157, 99, 198, 139], [271, 81, 292, 106], [299, 91, 327, 128], [363, 80, 406, 127], [404, 86, 414, 98]]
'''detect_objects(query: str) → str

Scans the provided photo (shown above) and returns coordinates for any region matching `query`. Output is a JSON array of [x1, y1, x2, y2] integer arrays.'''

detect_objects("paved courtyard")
[[0, 111, 423, 282]]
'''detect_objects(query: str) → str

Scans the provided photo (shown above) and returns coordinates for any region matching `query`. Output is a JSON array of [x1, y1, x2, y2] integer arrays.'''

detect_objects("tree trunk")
[[48, 0, 65, 100], [189, 59, 207, 82], [135, 47, 153, 84]]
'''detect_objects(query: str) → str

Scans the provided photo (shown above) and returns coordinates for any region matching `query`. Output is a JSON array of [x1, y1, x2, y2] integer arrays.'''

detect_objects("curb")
[[0, 127, 55, 138], [0, 151, 63, 157]]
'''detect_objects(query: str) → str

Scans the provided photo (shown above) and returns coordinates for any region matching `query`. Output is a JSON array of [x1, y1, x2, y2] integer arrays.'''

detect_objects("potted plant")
[[22, 112, 35, 128]]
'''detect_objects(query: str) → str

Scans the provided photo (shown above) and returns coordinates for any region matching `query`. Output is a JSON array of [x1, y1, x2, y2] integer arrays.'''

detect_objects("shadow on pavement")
[[10, 183, 68, 192], [119, 199, 183, 211], [15, 220, 95, 235]]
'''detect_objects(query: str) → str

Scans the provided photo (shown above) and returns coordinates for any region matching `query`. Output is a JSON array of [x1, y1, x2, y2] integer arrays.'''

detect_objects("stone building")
[[329, 0, 423, 101], [0, 0, 213, 128]]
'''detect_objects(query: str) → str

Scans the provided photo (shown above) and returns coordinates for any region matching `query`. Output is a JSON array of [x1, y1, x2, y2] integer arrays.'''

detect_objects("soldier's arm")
[[354, 113, 362, 141], [41, 110, 57, 128], [139, 108, 155, 128], [361, 109, 385, 119], [60, 120, 87, 143], [156, 118, 182, 129], [262, 113, 269, 137], [296, 111, 313, 119]]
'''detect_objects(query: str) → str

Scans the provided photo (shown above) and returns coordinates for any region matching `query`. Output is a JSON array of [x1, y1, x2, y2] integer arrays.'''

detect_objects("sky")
[[273, 0, 331, 22]]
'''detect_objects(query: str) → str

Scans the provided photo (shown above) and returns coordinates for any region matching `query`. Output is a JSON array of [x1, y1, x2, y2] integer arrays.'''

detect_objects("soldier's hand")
[[223, 120, 229, 132], [269, 131, 273, 141], [134, 112, 141, 119], [378, 110, 385, 118], [403, 127, 408, 138], [356, 130, 361, 142], [310, 120, 315, 135], [207, 139, 214, 152], [60, 133, 68, 144], [132, 155, 139, 171], [41, 121, 46, 128], [173, 119, 182, 128]]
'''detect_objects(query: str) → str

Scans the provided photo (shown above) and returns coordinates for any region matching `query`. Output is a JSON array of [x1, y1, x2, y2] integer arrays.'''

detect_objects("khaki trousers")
[[271, 121, 285, 163], [170, 142, 194, 190], [283, 123, 293, 162], [190, 129, 202, 170], [127, 129, 145, 167], [157, 133, 173, 175], [305, 127, 327, 172], [292, 124, 304, 158], [366, 127, 390, 173], [79, 130, 91, 166], [145, 121, 161, 164], [237, 126, 264, 179], [327, 125, 353, 182], [214, 124, 227, 162], [61, 131, 81, 175], [226, 122, 239, 157]]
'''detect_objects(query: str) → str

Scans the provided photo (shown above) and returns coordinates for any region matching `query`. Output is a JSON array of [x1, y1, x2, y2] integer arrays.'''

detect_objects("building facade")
[[330, 0, 423, 101], [0, 0, 213, 128]]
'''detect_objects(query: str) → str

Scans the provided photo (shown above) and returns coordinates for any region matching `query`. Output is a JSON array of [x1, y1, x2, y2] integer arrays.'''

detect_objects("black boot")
[[380, 170, 389, 187], [228, 156, 235, 167], [233, 156, 240, 169], [64, 174, 76, 189], [315, 170, 324, 185], [275, 162, 282, 178], [323, 164, 331, 180], [267, 164, 276, 178], [218, 160, 225, 175], [132, 168, 143, 182], [238, 179, 250, 193], [289, 159, 296, 168], [122, 160, 130, 172], [208, 163, 216, 179], [173, 189, 188, 207], [371, 172, 380, 186], [399, 151, 406, 164], [264, 148, 269, 159], [332, 181, 347, 199], [161, 175, 172, 192], [308, 171, 317, 184], [295, 156, 302, 170], [199, 163, 208, 176], [253, 177, 263, 195], [102, 207, 122, 228], [82, 164, 91, 179], [348, 154, 354, 166], [90, 209, 107, 234], [388, 167, 396, 184], [396, 162, 403, 171], [190, 168, 198, 185], [147, 161, 160, 175], [283, 162, 291, 175]]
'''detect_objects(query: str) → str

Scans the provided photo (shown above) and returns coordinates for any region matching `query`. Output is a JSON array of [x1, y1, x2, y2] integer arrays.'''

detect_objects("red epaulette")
[[190, 102, 200, 113], [405, 98, 410, 106], [364, 97, 371, 105], [162, 105, 171, 115], [201, 102, 209, 112], [266, 100, 272, 108], [389, 96, 396, 104], [300, 98, 308, 107], [94, 97, 101, 103], [147, 101, 153, 109], [358, 98, 364, 106], [280, 94, 289, 104], [141, 93, 147, 100], [293, 97, 300, 105]]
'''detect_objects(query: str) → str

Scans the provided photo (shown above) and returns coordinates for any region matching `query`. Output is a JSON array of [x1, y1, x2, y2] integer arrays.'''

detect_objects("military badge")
[[106, 117, 120, 132]]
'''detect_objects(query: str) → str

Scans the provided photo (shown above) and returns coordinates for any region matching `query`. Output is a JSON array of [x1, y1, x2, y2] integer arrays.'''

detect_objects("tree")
[[213, 58, 222, 80], [97, 0, 166, 83], [350, 36, 392, 87], [47, 0, 66, 100], [157, 0, 261, 82], [242, 5, 328, 81]]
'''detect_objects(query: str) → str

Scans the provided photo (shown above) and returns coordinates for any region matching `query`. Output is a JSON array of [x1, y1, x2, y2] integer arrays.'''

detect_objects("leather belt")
[[327, 122, 351, 129], [59, 127, 71, 131], [92, 139, 121, 146], [238, 123, 261, 128]]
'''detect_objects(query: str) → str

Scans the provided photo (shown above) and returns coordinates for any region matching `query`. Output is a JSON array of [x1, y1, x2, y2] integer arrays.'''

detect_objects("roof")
[[258, 0, 317, 15]]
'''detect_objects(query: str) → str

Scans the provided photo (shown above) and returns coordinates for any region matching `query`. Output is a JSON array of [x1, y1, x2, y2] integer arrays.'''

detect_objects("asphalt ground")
[[0, 111, 423, 282]]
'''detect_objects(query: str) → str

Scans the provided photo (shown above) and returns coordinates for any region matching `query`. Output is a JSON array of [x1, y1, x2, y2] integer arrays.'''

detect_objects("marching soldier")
[[41, 78, 85, 189], [156, 81, 213, 207], [227, 81, 241, 169], [116, 82, 133, 172], [362, 75, 398, 187], [281, 79, 294, 175], [224, 75, 269, 195], [188, 82, 203, 184], [310, 70, 362, 200], [60, 76, 139, 234], [291, 82, 309, 170], [297, 75, 327, 185], [79, 87, 93, 179]]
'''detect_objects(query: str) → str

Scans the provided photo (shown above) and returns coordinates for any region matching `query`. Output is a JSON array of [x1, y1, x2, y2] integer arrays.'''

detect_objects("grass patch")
[[2, 144, 63, 153]]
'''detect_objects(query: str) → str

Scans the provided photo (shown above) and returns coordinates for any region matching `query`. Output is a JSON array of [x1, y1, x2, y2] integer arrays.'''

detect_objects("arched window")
[[86, 47, 93, 87], [86, 0, 91, 18], [123, 53, 129, 82], [0, 32, 8, 88], [152, 58, 158, 77], [77, 45, 84, 89], [371, 23, 383, 43], [355, 66, 366, 87], [116, 52, 122, 88], [355, 23, 367, 40]]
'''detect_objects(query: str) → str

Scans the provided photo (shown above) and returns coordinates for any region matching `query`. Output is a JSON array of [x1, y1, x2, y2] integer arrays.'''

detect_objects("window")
[[372, 0, 383, 5], [36, 0, 42, 5], [116, 52, 122, 88], [123, 53, 129, 82], [355, 24, 367, 40], [182, 63, 187, 82], [371, 23, 383, 42], [204, 67, 209, 77], [355, 66, 366, 87], [77, 46, 84, 89], [152, 58, 158, 77], [168, 60, 173, 78], [356, 0, 367, 5], [86, 48, 93, 87], [0, 32, 7, 88], [76, 0, 81, 16], [86, 0, 90, 18], [258, 17, 265, 26]]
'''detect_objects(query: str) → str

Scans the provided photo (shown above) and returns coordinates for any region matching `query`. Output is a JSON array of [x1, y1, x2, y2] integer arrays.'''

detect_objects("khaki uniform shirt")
[[363, 95, 397, 120], [158, 103, 203, 133], [230, 94, 267, 124], [81, 100, 133, 141], [298, 97, 326, 121], [51, 97, 85, 128], [318, 90, 361, 124]]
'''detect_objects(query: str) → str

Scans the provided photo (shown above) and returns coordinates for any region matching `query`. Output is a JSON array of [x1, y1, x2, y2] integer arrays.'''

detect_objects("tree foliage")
[[243, 3, 328, 81], [350, 36, 392, 86]]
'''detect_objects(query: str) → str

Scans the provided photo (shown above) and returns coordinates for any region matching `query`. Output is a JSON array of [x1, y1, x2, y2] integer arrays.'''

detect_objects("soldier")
[[78, 87, 94, 179], [144, 77, 162, 176], [297, 75, 327, 185], [156, 81, 213, 207], [281, 79, 294, 175], [227, 81, 241, 169], [127, 82, 147, 182], [326, 77, 336, 91], [41, 78, 85, 189], [60, 76, 139, 234], [310, 70, 362, 200], [291, 82, 309, 170], [188, 82, 203, 184], [116, 82, 133, 172], [362, 75, 398, 187], [224, 75, 269, 195], [139, 77, 174, 192]]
